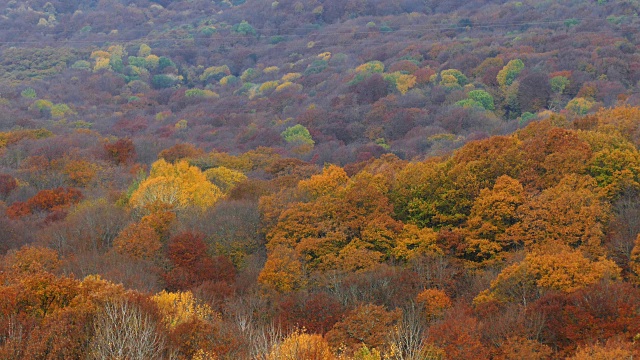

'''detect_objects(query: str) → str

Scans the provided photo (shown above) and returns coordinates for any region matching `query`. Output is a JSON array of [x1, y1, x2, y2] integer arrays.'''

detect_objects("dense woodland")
[[2, 0, 640, 359]]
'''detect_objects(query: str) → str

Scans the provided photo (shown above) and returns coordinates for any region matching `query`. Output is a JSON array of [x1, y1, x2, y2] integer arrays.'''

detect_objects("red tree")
[[164, 232, 236, 291]]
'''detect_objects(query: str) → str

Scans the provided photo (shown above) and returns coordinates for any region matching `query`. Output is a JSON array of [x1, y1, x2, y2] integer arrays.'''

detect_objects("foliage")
[[0, 128, 53, 148], [268, 331, 334, 360], [439, 69, 467, 88], [566, 97, 595, 115], [476, 244, 621, 304], [240, 68, 259, 81], [467, 90, 495, 110], [258, 245, 306, 292], [0, 174, 18, 198], [304, 59, 328, 75], [151, 290, 217, 329], [185, 88, 219, 98], [219, 75, 238, 86], [503, 174, 608, 255], [550, 76, 570, 94], [416, 289, 452, 319], [3, 1, 640, 357], [384, 72, 417, 94], [21, 88, 37, 98], [355, 61, 385, 73], [7, 187, 83, 218], [129, 159, 222, 210], [232, 20, 256, 36], [569, 341, 635, 360], [326, 303, 401, 353], [138, 44, 151, 57], [630, 234, 640, 282], [158, 143, 204, 163], [499, 337, 552, 360], [4, 245, 61, 275], [464, 175, 526, 263], [455, 98, 483, 109], [204, 166, 247, 193], [113, 222, 161, 259], [259, 81, 279, 93], [165, 231, 235, 290], [497, 59, 524, 88], [201, 65, 231, 82], [104, 138, 136, 165], [63, 160, 99, 187], [152, 74, 182, 88], [282, 72, 302, 82], [1, 47, 75, 80], [281, 124, 314, 146], [392, 224, 440, 261]]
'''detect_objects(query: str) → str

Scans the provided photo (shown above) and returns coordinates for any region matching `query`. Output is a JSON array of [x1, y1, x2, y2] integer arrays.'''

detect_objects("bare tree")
[[224, 294, 285, 360], [409, 254, 457, 291], [608, 189, 640, 266], [0, 314, 25, 359], [248, 322, 285, 360], [386, 304, 437, 360], [89, 300, 165, 360]]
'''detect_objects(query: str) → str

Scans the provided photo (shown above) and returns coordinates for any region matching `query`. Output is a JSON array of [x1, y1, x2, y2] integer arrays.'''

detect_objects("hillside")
[[2, 0, 640, 359], [1, 0, 640, 160]]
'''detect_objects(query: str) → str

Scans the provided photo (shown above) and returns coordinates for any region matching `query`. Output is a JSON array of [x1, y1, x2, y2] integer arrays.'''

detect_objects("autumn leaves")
[[129, 159, 223, 211], [257, 106, 640, 308]]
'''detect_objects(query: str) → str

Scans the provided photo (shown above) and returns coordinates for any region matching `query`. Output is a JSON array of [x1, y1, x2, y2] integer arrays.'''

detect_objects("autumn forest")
[[2, 0, 640, 359]]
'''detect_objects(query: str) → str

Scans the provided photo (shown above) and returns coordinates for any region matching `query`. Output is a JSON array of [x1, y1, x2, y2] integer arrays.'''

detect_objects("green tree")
[[281, 124, 314, 146], [233, 20, 256, 36], [550, 76, 570, 94], [497, 59, 524, 88], [138, 43, 151, 57], [467, 89, 495, 110], [21, 88, 37, 99], [566, 97, 595, 115], [439, 69, 467, 88]]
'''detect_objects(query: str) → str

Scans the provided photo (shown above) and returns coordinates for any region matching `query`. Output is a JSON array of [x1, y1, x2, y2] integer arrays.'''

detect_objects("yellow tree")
[[268, 331, 334, 360], [258, 246, 306, 292], [151, 290, 217, 329], [297, 164, 348, 198], [265, 170, 402, 273], [503, 174, 609, 256], [384, 72, 417, 94], [590, 105, 640, 148], [464, 175, 526, 264], [475, 244, 620, 305], [204, 166, 247, 194], [392, 224, 440, 261], [129, 159, 222, 210]]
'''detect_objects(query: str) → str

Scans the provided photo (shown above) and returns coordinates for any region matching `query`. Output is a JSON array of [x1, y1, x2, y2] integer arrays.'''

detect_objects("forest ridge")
[[2, 0, 640, 359]]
